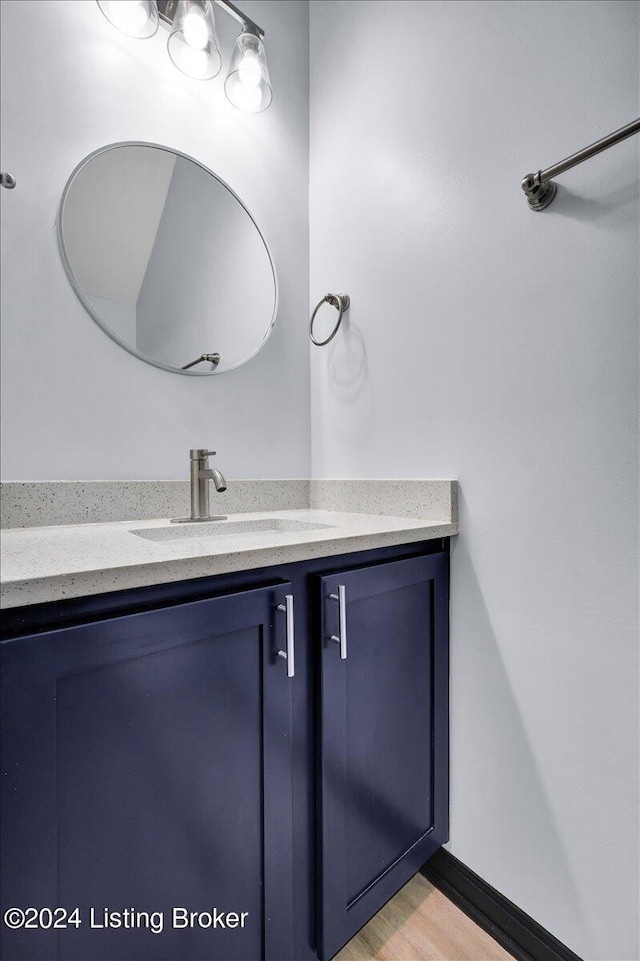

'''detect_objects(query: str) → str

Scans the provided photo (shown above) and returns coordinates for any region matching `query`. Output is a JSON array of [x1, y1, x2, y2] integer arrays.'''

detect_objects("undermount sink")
[[130, 518, 336, 542]]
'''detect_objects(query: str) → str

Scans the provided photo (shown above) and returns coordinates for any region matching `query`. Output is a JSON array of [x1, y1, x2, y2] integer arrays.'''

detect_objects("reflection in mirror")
[[59, 143, 277, 374]]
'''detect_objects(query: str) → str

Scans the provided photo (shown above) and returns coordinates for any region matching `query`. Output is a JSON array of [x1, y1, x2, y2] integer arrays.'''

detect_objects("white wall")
[[309, 2, 639, 959], [0, 0, 310, 480]]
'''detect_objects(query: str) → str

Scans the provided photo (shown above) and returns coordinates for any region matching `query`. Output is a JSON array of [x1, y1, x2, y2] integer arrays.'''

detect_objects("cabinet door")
[[1, 584, 295, 961], [317, 554, 449, 960]]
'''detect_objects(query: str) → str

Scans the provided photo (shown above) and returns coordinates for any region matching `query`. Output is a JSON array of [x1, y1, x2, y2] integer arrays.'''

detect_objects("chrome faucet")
[[171, 449, 227, 523]]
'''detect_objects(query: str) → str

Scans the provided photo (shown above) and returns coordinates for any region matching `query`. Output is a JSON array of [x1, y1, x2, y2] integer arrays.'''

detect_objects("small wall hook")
[[1, 173, 17, 189]]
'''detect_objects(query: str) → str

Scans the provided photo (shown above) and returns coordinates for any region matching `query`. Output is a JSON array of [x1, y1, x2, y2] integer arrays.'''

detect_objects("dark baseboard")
[[420, 849, 583, 961]]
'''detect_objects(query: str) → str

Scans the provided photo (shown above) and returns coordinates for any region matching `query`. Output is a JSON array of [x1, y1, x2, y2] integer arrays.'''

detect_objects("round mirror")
[[58, 143, 278, 375]]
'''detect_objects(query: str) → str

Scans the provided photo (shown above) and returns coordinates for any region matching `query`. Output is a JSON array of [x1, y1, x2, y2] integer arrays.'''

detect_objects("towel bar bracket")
[[522, 117, 640, 211]]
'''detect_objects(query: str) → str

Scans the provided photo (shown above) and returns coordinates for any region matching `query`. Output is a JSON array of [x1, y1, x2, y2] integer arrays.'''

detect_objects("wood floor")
[[334, 873, 513, 961]]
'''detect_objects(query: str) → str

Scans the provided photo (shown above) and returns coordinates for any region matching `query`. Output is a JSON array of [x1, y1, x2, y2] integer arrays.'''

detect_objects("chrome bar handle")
[[277, 594, 295, 678], [329, 585, 347, 660]]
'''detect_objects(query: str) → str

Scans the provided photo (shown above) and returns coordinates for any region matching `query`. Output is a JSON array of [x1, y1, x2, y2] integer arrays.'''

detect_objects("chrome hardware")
[[171, 448, 228, 523], [214, 0, 265, 37], [522, 117, 640, 212], [310, 293, 350, 347], [277, 594, 295, 678], [521, 172, 557, 212], [181, 353, 220, 370], [329, 584, 347, 659]]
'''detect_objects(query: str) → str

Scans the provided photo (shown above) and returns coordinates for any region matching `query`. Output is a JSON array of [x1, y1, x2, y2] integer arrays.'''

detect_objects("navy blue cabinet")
[[317, 554, 449, 960], [1, 584, 295, 961], [1, 543, 449, 961]]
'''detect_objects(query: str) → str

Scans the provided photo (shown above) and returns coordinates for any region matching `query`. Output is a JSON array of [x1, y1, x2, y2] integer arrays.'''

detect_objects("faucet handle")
[[190, 448, 216, 459]]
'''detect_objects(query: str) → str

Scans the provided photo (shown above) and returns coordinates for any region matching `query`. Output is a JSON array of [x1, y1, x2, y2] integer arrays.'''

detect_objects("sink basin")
[[130, 518, 336, 542]]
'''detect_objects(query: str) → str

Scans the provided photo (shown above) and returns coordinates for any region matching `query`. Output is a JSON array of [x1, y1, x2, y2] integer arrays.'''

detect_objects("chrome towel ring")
[[309, 293, 350, 347]]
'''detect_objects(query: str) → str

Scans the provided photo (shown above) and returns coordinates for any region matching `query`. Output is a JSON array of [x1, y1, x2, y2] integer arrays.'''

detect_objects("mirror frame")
[[57, 142, 279, 376]]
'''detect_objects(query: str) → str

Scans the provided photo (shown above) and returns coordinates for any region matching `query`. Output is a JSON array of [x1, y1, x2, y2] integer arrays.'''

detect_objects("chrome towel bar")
[[522, 117, 640, 211], [181, 353, 221, 370]]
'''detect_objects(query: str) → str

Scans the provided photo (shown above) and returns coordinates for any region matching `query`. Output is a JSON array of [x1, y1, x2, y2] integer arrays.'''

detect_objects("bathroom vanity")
[[0, 489, 454, 961], [2, 131, 453, 959]]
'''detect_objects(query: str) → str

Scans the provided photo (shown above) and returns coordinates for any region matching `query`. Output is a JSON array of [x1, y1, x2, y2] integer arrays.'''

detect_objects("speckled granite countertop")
[[0, 480, 458, 609], [0, 508, 457, 609]]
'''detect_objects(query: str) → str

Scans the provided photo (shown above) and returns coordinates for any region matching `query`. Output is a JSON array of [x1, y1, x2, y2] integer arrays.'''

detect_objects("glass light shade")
[[96, 0, 159, 39], [224, 31, 272, 113], [167, 0, 222, 81]]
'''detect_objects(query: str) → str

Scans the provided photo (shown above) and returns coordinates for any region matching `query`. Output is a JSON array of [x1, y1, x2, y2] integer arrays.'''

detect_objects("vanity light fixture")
[[96, 0, 272, 112], [224, 26, 272, 113], [97, 0, 160, 39], [167, 0, 222, 80]]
